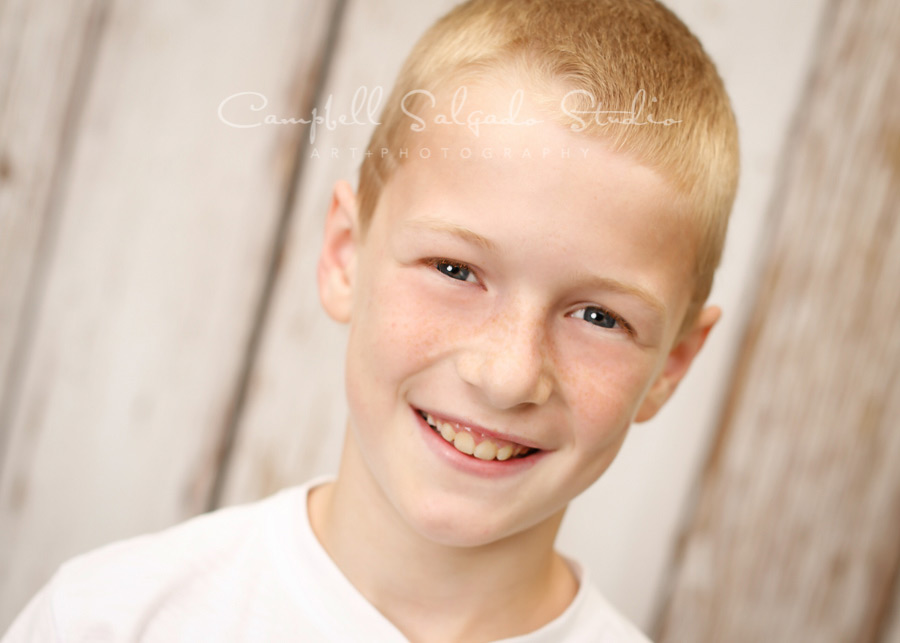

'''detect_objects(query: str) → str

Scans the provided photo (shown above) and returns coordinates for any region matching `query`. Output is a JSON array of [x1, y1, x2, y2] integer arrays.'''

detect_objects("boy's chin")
[[407, 519, 524, 550], [409, 515, 506, 549], [394, 493, 566, 550]]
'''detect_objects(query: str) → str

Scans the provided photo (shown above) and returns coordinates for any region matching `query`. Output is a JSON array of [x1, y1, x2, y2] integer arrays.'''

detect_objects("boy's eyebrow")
[[400, 218, 497, 252], [580, 275, 668, 319]]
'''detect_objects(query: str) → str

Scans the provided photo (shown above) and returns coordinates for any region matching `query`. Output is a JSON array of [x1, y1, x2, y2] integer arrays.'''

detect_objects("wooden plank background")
[[0, 0, 340, 625], [655, 0, 900, 640], [0, 0, 105, 476], [2, 0, 897, 639]]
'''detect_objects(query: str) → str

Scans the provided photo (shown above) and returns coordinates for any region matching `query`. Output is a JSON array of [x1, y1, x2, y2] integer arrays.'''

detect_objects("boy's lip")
[[412, 405, 546, 451]]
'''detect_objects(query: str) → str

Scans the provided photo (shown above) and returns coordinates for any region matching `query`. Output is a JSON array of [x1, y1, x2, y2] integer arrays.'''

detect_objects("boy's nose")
[[455, 304, 553, 409]]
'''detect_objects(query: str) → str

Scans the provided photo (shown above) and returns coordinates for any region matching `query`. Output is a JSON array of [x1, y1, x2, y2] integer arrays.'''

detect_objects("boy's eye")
[[573, 306, 633, 334], [427, 258, 477, 283]]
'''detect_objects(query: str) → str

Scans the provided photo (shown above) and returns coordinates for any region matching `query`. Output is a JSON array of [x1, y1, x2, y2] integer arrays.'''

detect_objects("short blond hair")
[[358, 0, 739, 334]]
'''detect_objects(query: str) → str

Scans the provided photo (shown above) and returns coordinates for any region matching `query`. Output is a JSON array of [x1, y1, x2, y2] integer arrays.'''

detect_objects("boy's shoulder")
[[54, 480, 298, 586], [4, 482, 315, 642]]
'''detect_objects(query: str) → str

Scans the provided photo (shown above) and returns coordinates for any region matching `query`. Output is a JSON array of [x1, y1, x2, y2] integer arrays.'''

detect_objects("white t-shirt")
[[3, 479, 651, 642]]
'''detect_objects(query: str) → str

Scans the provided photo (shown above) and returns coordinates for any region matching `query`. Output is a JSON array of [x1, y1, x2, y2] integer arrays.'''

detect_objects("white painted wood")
[[656, 0, 900, 639], [0, 0, 99, 460], [0, 0, 336, 629], [885, 587, 900, 643]]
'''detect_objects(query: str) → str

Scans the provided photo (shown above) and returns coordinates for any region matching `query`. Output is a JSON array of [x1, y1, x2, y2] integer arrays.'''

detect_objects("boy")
[[4, 0, 737, 641]]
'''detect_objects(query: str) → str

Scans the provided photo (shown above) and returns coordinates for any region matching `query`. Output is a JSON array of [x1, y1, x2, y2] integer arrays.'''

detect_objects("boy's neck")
[[308, 430, 579, 642]]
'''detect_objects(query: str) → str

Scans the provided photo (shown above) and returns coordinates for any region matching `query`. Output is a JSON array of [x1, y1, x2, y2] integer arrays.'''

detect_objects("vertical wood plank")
[[0, 0, 337, 628], [218, 0, 459, 506], [883, 585, 900, 643], [656, 0, 900, 640], [0, 0, 104, 462]]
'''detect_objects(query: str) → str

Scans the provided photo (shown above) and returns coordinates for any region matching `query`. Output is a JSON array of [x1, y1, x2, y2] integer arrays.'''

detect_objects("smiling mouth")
[[416, 409, 538, 461]]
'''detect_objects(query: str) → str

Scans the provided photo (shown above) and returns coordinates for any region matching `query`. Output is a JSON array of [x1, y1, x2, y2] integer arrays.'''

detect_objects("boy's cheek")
[[559, 354, 663, 459], [560, 374, 646, 477], [557, 339, 659, 406], [371, 264, 473, 339], [357, 279, 452, 368]]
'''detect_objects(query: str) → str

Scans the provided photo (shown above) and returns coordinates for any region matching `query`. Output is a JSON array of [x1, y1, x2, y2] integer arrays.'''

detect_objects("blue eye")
[[585, 307, 616, 328], [429, 259, 475, 283], [573, 306, 632, 334]]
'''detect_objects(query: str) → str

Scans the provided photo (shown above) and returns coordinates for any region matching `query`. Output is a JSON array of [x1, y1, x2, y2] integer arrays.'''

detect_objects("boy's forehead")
[[385, 146, 690, 265], [397, 77, 686, 207], [374, 89, 697, 336], [403, 78, 579, 158], [392, 81, 688, 230]]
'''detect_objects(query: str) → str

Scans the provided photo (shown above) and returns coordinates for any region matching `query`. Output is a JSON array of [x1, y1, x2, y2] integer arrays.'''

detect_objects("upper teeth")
[[424, 412, 530, 461]]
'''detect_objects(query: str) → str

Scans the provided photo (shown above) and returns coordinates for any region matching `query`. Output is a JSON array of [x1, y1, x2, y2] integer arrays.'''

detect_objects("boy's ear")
[[317, 180, 359, 324], [634, 305, 721, 423]]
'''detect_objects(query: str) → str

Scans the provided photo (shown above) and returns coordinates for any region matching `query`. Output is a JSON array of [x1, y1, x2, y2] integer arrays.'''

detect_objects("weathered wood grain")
[[0, 0, 105, 467], [217, 0, 460, 506], [885, 585, 900, 643], [655, 0, 900, 640], [0, 0, 337, 628]]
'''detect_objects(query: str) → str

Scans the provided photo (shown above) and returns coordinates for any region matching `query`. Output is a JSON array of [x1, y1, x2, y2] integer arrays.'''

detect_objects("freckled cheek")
[[359, 279, 463, 376], [556, 344, 657, 444]]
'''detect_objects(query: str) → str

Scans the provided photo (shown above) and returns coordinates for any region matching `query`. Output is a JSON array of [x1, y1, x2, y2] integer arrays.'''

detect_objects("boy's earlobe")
[[317, 180, 359, 324], [634, 306, 721, 423]]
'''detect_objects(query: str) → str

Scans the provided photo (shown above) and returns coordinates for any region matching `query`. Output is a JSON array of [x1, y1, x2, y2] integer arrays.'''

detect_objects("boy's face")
[[319, 82, 717, 547]]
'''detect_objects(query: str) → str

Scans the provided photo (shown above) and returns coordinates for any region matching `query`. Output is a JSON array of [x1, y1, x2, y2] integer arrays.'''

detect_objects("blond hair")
[[358, 0, 739, 334]]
